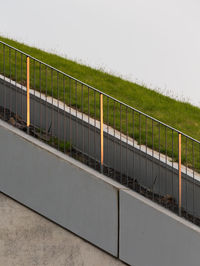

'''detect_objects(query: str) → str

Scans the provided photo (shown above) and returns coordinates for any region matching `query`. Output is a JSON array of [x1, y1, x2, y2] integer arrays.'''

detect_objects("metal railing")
[[1, 40, 200, 226]]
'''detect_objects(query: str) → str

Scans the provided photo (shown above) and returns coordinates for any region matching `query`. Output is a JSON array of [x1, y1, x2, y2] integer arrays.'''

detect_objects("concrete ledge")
[[0, 120, 123, 256], [119, 189, 200, 266]]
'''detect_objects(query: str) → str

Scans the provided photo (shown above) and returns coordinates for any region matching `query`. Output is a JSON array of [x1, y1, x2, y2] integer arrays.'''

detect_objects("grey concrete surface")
[[0, 192, 125, 266], [2, 119, 200, 266], [0, 121, 119, 256], [119, 189, 200, 266], [1, 77, 200, 218]]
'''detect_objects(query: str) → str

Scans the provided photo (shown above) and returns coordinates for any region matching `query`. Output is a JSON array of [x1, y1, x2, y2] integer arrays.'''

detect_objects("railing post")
[[178, 133, 182, 216], [27, 56, 30, 134], [100, 93, 103, 173]]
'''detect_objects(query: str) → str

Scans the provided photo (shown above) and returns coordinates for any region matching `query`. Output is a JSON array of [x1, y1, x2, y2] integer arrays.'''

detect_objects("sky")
[[1, 0, 200, 106]]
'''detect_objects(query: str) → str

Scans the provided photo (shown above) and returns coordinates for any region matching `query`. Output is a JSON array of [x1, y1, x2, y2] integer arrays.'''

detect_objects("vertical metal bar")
[[172, 129, 174, 212], [45, 66, 47, 142], [178, 133, 182, 216], [75, 81, 78, 158], [63, 75, 66, 153], [3, 45, 5, 120], [15, 51, 17, 117], [192, 141, 195, 221], [81, 84, 84, 160], [152, 120, 154, 200], [39, 63, 41, 136], [145, 116, 147, 190], [21, 54, 23, 119], [3, 44, 5, 79], [132, 110, 135, 187], [51, 69, 54, 147], [100, 93, 104, 173], [9, 48, 11, 81], [185, 137, 188, 215], [158, 123, 161, 201], [26, 57, 30, 133], [139, 113, 141, 193], [94, 90, 97, 169], [139, 113, 141, 146], [0, 43, 1, 74], [120, 104, 122, 183], [145, 117, 147, 152], [33, 60, 36, 137], [113, 101, 116, 179], [15, 51, 17, 85], [9, 48, 11, 117], [106, 97, 109, 175], [69, 78, 72, 155], [165, 126, 167, 204], [126, 107, 128, 185], [186, 137, 188, 175], [88, 87, 90, 165], [57, 72, 59, 150], [165, 127, 167, 163]]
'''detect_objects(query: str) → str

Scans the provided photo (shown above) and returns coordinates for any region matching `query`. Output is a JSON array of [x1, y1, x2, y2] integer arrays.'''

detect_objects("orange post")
[[178, 133, 182, 216], [27, 57, 30, 130], [100, 94, 103, 172]]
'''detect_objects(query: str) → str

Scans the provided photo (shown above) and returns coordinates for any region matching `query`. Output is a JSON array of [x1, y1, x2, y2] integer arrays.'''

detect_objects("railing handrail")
[[1, 40, 200, 145]]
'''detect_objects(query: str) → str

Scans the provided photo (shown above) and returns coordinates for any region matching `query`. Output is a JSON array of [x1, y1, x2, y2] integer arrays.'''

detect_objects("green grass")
[[0, 36, 200, 172]]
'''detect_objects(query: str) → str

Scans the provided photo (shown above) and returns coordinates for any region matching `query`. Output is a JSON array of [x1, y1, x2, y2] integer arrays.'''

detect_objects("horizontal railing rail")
[[1, 40, 200, 226]]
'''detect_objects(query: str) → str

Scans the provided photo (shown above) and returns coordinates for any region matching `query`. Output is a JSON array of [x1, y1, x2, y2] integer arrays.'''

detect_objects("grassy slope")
[[0, 35, 199, 141], [1, 36, 200, 171]]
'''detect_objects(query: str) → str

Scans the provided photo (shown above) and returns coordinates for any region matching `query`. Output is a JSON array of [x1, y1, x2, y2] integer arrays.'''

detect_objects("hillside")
[[0, 36, 199, 142]]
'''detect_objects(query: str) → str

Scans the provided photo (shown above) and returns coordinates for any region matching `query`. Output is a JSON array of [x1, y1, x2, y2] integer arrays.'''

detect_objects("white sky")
[[1, 0, 200, 106]]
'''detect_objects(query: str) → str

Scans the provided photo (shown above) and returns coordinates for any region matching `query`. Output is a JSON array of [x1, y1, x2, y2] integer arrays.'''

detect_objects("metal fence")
[[1, 40, 200, 226]]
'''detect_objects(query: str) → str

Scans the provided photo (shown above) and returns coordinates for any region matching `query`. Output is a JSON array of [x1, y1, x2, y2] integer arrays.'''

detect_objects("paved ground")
[[0, 193, 125, 266]]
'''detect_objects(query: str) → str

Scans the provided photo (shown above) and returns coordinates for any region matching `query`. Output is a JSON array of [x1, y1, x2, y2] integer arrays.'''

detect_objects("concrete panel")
[[0, 122, 119, 256], [0, 193, 126, 266], [119, 189, 200, 266]]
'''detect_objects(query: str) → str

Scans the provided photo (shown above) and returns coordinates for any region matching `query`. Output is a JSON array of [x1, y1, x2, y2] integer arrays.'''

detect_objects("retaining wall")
[[1, 121, 200, 265], [0, 77, 200, 218]]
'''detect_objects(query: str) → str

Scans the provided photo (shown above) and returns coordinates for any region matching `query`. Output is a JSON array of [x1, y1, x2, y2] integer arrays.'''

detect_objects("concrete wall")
[[119, 189, 200, 266], [1, 120, 200, 266], [0, 193, 125, 266], [0, 121, 119, 256], [1, 77, 200, 218]]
